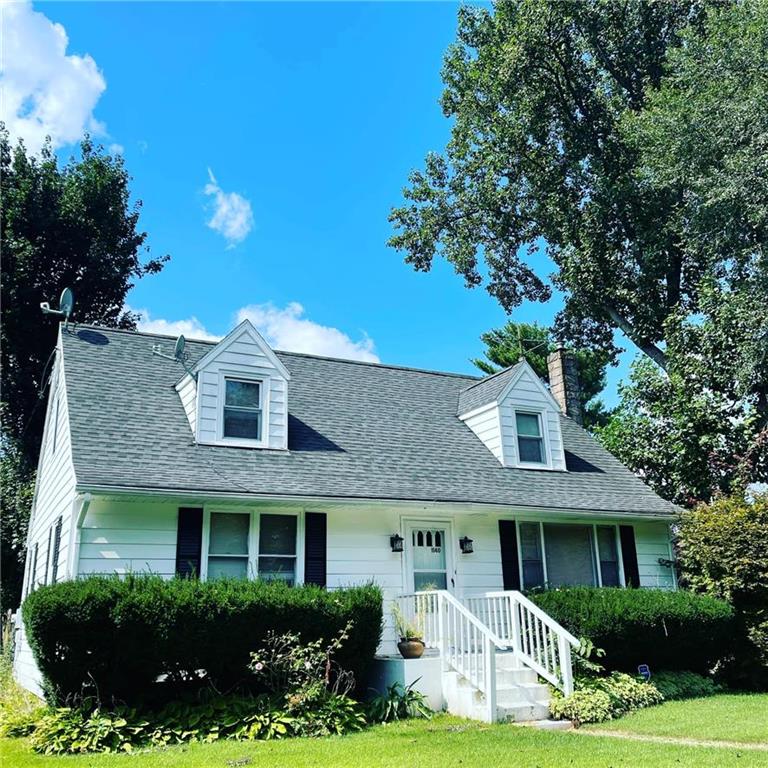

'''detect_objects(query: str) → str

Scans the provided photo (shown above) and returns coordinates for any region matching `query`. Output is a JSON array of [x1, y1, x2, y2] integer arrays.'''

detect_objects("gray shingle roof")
[[60, 325, 677, 516], [457, 363, 525, 414]]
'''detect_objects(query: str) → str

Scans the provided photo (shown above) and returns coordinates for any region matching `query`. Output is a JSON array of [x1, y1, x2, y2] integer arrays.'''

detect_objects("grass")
[[586, 692, 768, 745], [2, 714, 768, 768]]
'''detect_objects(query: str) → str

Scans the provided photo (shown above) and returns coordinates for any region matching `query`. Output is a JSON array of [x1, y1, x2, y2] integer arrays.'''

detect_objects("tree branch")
[[602, 303, 668, 370]]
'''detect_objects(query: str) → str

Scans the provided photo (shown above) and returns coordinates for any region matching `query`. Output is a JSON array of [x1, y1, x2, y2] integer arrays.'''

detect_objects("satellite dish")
[[174, 334, 186, 360], [40, 286, 75, 329], [59, 288, 74, 320]]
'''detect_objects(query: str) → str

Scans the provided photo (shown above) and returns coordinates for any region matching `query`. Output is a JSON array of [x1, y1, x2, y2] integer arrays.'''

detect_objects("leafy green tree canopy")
[[388, 0, 724, 368], [472, 321, 610, 428]]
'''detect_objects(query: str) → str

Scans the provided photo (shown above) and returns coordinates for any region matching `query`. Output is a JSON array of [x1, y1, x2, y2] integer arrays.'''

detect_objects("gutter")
[[75, 483, 679, 522], [67, 492, 92, 578]]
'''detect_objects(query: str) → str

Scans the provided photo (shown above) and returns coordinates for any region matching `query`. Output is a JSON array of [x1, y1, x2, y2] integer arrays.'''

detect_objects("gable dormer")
[[458, 361, 566, 471], [176, 320, 290, 450]]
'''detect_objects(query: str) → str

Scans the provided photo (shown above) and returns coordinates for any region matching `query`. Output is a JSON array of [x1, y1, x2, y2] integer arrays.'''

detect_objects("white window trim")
[[512, 409, 553, 470], [200, 507, 303, 584], [216, 373, 270, 449], [513, 519, 626, 590]]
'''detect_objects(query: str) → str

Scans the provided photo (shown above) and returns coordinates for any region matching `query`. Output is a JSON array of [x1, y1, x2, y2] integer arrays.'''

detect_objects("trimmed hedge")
[[22, 575, 382, 706], [531, 587, 734, 674]]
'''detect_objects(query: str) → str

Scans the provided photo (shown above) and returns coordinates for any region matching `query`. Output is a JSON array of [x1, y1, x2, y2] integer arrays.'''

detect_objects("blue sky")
[[5, 2, 633, 403]]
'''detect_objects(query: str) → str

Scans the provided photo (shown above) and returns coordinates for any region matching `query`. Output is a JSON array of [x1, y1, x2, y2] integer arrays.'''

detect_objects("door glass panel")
[[411, 527, 448, 591], [519, 522, 544, 589], [209, 513, 249, 555], [544, 524, 597, 587]]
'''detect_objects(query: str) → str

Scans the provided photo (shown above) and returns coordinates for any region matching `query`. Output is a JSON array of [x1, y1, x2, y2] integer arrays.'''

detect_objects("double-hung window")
[[515, 412, 545, 464], [223, 379, 262, 441], [205, 511, 298, 584]]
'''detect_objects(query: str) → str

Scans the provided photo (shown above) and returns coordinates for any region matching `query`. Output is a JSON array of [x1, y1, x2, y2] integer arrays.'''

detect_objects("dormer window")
[[223, 378, 263, 440], [515, 412, 544, 464]]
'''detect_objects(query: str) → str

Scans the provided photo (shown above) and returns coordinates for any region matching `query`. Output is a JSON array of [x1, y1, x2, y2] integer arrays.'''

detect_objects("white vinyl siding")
[[634, 522, 677, 589], [175, 373, 197, 432], [462, 405, 503, 462]]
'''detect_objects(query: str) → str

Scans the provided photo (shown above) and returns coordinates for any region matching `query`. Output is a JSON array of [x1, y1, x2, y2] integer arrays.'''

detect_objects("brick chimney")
[[547, 345, 583, 425]]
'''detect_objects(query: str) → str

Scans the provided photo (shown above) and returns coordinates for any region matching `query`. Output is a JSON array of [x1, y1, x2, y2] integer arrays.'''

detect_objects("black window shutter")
[[499, 520, 521, 591], [304, 512, 327, 587], [619, 525, 640, 588], [176, 507, 204, 578], [51, 516, 63, 584]]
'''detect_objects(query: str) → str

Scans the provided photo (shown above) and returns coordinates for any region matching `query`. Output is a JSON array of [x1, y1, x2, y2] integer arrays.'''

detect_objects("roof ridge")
[[459, 361, 523, 394], [65, 323, 481, 381]]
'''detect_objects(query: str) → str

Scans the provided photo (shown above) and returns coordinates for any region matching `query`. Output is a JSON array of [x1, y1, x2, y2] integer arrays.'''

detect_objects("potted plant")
[[393, 603, 425, 659]]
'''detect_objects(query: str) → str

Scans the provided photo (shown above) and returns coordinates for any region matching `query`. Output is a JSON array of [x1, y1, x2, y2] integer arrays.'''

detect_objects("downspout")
[[67, 493, 92, 578]]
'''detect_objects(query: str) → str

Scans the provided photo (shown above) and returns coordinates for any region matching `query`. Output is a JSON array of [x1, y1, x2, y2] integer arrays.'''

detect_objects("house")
[[14, 320, 678, 721]]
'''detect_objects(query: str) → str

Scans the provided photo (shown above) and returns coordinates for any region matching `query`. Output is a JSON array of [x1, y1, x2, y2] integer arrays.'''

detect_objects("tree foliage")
[[676, 495, 768, 689], [389, 0, 715, 368], [472, 321, 610, 427], [0, 130, 168, 611]]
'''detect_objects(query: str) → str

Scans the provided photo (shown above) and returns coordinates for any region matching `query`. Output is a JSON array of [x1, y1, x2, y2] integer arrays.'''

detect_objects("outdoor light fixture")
[[390, 533, 404, 553], [459, 536, 474, 554]]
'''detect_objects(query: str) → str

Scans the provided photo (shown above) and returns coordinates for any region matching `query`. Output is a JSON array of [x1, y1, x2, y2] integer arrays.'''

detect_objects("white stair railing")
[[395, 590, 502, 722], [463, 591, 579, 695]]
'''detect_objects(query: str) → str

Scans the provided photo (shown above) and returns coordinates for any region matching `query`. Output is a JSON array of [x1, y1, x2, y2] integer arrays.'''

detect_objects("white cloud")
[[237, 302, 379, 362], [131, 302, 379, 362], [0, 1, 107, 153], [108, 142, 124, 155], [204, 169, 254, 247], [134, 308, 221, 342]]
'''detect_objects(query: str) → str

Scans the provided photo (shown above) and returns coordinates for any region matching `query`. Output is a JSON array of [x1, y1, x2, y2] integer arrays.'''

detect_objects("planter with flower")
[[392, 604, 425, 659]]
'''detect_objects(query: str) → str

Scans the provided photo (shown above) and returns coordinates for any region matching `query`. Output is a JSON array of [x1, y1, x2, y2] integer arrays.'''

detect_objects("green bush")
[[677, 494, 768, 689], [22, 575, 382, 706], [531, 587, 734, 674], [650, 670, 720, 701], [550, 673, 663, 725], [0, 653, 46, 738]]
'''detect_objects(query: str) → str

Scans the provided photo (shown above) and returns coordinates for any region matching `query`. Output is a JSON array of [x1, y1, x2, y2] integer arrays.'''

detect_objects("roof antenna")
[[152, 334, 195, 377], [40, 287, 75, 331]]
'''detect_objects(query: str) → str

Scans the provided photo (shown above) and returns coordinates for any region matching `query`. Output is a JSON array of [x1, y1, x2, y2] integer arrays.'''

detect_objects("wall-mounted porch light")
[[459, 536, 474, 554], [390, 533, 404, 553]]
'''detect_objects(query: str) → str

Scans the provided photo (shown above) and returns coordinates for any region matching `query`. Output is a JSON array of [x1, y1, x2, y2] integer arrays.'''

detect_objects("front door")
[[406, 524, 451, 592]]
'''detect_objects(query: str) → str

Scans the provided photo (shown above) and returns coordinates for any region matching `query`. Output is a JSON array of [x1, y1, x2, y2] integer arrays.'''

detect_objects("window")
[[543, 524, 596, 587], [208, 512, 250, 579], [205, 511, 298, 584], [597, 526, 621, 587], [517, 521, 623, 589], [515, 412, 545, 464], [519, 522, 545, 589], [223, 379, 262, 440], [258, 514, 297, 585]]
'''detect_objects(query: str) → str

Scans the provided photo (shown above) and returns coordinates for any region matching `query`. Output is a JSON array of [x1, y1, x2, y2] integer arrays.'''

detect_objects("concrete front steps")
[[443, 652, 552, 723]]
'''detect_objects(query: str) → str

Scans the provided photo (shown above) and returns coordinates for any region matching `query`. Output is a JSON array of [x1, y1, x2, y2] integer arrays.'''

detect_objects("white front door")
[[406, 523, 452, 592]]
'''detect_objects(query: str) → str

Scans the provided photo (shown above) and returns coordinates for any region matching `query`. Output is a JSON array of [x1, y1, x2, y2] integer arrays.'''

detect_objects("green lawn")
[[586, 693, 768, 745], [2, 714, 767, 768]]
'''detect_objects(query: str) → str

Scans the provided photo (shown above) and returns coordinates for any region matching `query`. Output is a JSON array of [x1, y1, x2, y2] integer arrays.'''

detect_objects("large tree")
[[472, 321, 611, 428], [388, 0, 719, 368], [596, 3, 768, 504], [0, 130, 168, 610]]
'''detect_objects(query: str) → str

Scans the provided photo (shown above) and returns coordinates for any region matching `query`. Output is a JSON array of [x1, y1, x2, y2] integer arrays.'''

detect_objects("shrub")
[[367, 681, 432, 723], [0, 653, 46, 738], [531, 587, 734, 674], [676, 494, 768, 689], [550, 672, 663, 725], [22, 575, 382, 706], [650, 670, 720, 701]]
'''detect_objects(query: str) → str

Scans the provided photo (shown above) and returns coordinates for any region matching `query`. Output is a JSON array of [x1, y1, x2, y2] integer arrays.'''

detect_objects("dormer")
[[458, 360, 566, 471], [175, 320, 290, 450]]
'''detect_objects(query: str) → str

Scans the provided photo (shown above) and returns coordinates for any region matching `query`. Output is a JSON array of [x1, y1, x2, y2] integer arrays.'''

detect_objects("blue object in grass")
[[638, 664, 651, 681]]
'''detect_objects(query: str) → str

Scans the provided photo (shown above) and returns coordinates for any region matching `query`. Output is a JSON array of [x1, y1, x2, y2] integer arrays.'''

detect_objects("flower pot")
[[397, 639, 425, 659]]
